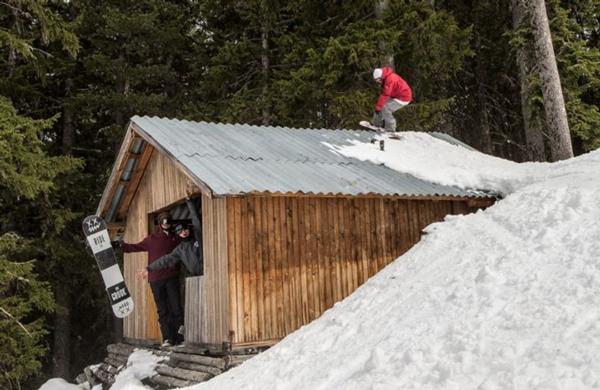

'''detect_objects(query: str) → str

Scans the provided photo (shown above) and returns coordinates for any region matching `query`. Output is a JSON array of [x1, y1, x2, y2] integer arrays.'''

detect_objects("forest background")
[[1, 0, 599, 388]]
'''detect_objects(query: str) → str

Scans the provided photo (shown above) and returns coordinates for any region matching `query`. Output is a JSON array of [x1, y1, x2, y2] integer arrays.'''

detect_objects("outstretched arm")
[[147, 248, 182, 271], [186, 198, 202, 244], [185, 180, 203, 244], [121, 236, 150, 253]]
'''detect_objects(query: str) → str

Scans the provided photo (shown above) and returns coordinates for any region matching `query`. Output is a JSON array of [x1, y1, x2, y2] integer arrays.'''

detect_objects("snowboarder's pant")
[[150, 277, 183, 342], [372, 99, 409, 131]]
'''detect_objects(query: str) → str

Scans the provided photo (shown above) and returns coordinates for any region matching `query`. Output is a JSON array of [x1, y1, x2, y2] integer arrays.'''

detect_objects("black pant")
[[150, 277, 183, 342]]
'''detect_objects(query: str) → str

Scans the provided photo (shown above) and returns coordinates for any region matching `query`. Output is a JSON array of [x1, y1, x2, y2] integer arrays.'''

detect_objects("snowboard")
[[359, 121, 402, 141], [82, 215, 134, 318], [359, 120, 385, 132]]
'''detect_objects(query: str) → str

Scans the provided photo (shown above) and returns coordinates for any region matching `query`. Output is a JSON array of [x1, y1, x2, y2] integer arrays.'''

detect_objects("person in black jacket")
[[144, 196, 203, 276]]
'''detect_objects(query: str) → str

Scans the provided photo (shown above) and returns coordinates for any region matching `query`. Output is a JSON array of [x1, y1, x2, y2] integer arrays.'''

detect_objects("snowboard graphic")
[[82, 215, 134, 318]]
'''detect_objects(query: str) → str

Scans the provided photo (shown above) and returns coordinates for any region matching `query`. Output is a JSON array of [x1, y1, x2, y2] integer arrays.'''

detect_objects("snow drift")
[[188, 133, 600, 390]]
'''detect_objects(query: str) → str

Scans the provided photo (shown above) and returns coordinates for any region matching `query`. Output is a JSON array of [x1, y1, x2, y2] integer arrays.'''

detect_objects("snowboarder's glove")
[[111, 240, 122, 249]]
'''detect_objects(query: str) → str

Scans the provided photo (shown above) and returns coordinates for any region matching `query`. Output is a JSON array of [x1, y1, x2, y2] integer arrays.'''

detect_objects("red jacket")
[[122, 230, 181, 282], [375, 67, 413, 112]]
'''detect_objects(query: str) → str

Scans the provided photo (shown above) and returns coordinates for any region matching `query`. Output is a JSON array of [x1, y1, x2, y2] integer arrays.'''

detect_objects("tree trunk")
[[52, 283, 71, 379], [473, 3, 492, 154], [62, 78, 74, 155], [528, 0, 573, 161], [260, 25, 271, 125], [52, 79, 77, 379], [7, 7, 21, 78], [375, 0, 394, 68], [511, 0, 546, 161]]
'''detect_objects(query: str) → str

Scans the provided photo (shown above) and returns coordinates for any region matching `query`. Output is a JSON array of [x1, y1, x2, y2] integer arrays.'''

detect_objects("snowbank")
[[110, 349, 166, 390], [39, 350, 164, 390], [187, 134, 600, 389], [39, 378, 91, 390]]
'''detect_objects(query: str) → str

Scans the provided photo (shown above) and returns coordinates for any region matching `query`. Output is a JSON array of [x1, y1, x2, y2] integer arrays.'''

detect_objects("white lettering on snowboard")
[[111, 287, 127, 301], [86, 230, 111, 254]]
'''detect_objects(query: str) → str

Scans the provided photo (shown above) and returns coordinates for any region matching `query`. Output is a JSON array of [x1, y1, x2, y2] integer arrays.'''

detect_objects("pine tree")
[[0, 96, 79, 388], [0, 234, 55, 389], [71, 0, 196, 150], [0, 2, 84, 383], [547, 0, 600, 154]]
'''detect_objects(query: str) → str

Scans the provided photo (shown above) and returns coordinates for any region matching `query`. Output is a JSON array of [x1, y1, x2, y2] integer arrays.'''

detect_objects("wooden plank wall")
[[199, 195, 230, 345], [226, 196, 481, 345], [122, 151, 189, 340], [184, 276, 204, 343]]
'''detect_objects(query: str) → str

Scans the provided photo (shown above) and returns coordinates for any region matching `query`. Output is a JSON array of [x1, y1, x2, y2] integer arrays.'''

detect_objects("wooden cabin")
[[97, 116, 495, 351]]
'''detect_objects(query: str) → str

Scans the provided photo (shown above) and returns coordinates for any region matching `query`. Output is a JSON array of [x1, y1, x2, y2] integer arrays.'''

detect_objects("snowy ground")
[[41, 132, 600, 389], [39, 350, 165, 390]]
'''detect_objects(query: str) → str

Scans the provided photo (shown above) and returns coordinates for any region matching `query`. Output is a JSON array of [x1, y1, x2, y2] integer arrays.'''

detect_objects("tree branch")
[[0, 306, 32, 337]]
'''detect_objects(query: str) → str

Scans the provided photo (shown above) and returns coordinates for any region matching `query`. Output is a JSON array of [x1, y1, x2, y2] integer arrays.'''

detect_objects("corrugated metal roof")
[[130, 116, 482, 198]]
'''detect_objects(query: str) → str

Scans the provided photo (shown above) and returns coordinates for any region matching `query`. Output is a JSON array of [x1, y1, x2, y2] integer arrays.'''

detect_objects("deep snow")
[[40, 132, 600, 390], [187, 133, 600, 390]]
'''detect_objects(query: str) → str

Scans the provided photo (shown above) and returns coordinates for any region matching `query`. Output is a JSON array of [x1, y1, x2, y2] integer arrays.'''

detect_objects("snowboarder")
[[112, 210, 183, 346], [366, 67, 412, 132]]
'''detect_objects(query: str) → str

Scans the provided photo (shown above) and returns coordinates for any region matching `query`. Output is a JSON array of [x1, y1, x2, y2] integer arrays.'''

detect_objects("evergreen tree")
[[548, 0, 600, 154], [0, 234, 55, 389], [72, 0, 196, 148], [0, 96, 79, 388], [0, 1, 87, 383]]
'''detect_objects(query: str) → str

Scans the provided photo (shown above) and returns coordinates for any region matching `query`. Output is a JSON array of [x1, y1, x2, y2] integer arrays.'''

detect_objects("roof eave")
[[96, 120, 216, 222]]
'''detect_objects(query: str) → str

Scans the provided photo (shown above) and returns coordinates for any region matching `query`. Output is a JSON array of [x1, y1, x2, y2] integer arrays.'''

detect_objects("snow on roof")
[[130, 116, 487, 198]]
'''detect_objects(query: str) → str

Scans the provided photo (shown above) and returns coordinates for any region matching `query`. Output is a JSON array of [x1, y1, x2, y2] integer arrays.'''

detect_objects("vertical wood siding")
[[197, 195, 230, 345], [184, 276, 203, 343], [226, 196, 481, 345], [122, 151, 188, 340]]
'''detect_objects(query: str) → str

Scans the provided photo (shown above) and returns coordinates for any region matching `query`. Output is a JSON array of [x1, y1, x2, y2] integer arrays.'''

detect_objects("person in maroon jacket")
[[371, 67, 413, 132], [113, 211, 183, 346]]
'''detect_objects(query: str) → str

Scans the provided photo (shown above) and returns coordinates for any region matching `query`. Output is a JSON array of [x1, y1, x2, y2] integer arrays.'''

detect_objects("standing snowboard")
[[82, 215, 134, 318]]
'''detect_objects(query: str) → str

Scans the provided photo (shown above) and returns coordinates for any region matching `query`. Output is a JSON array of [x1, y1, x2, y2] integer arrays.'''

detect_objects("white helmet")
[[373, 68, 383, 80]]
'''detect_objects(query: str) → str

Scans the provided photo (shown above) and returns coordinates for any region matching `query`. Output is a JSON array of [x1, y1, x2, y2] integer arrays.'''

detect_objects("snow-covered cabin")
[[96, 116, 495, 352]]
